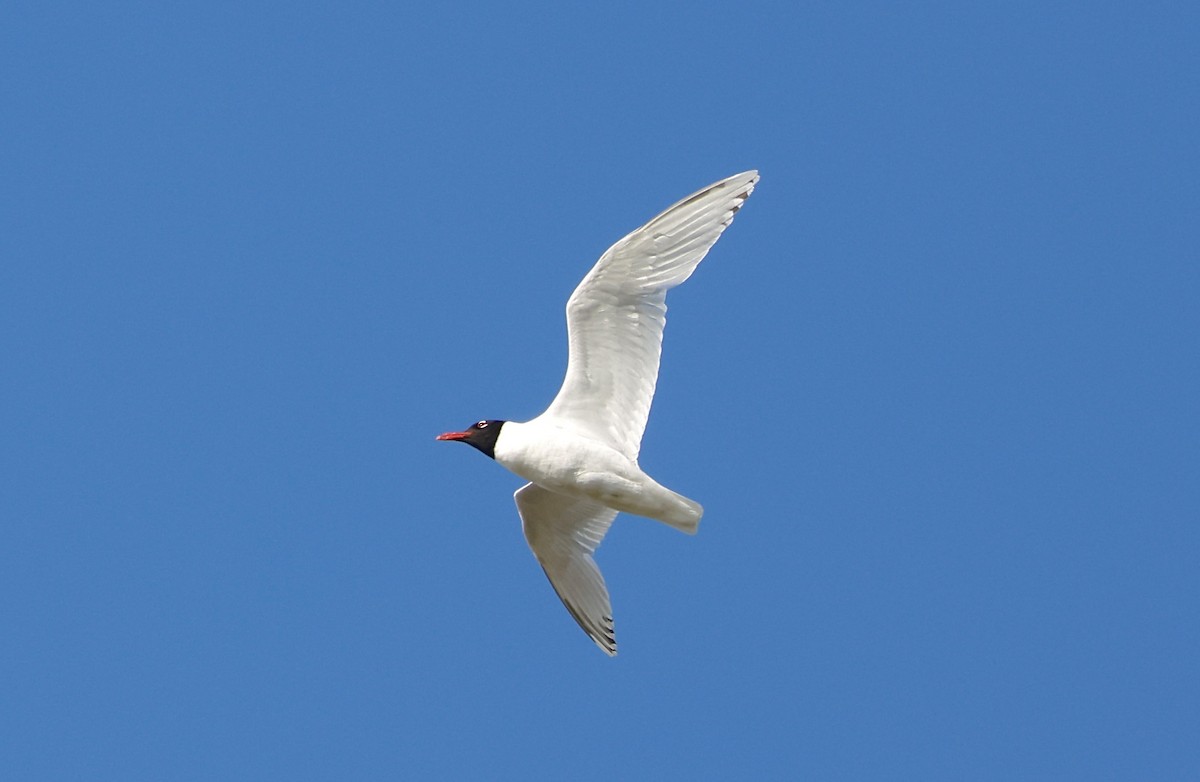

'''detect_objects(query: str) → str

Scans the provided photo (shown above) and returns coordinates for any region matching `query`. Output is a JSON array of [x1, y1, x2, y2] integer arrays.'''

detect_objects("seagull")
[[437, 171, 759, 655]]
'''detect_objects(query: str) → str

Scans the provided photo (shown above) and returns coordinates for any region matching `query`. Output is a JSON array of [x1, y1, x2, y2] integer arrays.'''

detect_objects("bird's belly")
[[503, 435, 689, 522], [513, 442, 636, 490], [571, 469, 649, 508], [497, 427, 651, 505], [546, 469, 670, 520]]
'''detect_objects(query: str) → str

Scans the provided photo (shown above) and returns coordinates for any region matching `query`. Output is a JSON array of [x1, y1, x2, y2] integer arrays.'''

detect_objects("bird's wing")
[[539, 171, 759, 458], [515, 482, 620, 656]]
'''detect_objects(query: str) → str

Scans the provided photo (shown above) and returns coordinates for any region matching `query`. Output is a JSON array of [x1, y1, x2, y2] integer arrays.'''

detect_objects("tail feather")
[[656, 493, 703, 535]]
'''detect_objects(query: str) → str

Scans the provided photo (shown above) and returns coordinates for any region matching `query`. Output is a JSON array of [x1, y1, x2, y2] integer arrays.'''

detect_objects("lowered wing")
[[515, 482, 620, 655]]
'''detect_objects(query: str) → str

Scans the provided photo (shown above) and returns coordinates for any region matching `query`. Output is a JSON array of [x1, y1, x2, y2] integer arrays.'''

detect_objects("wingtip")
[[590, 625, 617, 656], [595, 616, 617, 656], [727, 170, 759, 204]]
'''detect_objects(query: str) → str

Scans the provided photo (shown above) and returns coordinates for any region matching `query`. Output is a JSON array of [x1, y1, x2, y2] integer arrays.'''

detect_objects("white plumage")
[[438, 171, 759, 655]]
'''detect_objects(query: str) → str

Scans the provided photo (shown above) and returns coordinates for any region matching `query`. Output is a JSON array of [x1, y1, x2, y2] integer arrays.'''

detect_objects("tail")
[[656, 492, 703, 535]]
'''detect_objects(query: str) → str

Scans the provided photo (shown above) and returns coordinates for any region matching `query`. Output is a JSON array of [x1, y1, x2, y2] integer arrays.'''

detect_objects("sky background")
[[2, 2, 1198, 779]]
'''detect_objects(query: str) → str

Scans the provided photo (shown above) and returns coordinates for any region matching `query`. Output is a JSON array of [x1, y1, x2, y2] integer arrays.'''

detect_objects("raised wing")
[[515, 482, 620, 655], [539, 171, 759, 458]]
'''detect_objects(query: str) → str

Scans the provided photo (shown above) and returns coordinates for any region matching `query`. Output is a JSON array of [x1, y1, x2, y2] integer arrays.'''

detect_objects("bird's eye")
[[475, 421, 488, 429]]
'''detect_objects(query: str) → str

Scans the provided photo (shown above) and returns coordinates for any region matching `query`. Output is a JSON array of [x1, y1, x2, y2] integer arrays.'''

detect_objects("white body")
[[495, 419, 702, 532]]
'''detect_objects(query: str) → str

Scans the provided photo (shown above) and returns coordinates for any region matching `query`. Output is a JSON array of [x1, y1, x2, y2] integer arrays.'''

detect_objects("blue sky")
[[3, 2, 1198, 779]]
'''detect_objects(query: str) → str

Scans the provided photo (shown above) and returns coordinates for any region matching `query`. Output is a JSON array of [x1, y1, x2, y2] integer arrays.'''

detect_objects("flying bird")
[[437, 171, 759, 655]]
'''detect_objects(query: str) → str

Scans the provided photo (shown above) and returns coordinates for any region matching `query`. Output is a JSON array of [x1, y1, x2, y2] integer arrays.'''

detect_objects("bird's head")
[[435, 420, 506, 459]]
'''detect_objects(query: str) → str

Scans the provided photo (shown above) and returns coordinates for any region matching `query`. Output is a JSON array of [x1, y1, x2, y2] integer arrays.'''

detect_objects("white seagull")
[[437, 171, 759, 655]]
